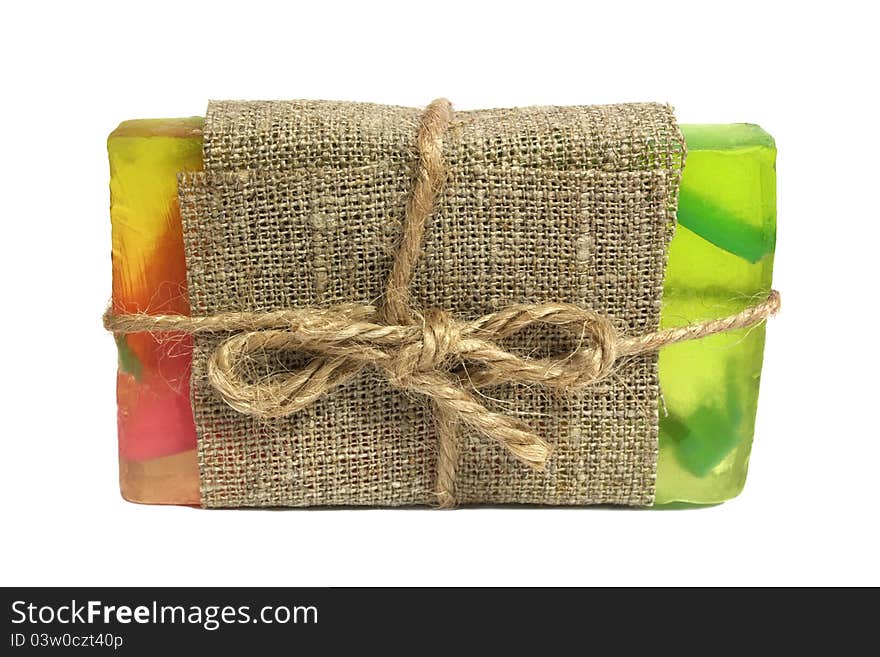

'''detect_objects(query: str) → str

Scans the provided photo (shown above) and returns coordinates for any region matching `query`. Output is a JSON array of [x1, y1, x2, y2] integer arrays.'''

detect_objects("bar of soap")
[[108, 118, 776, 506], [109, 118, 202, 505], [659, 124, 776, 504]]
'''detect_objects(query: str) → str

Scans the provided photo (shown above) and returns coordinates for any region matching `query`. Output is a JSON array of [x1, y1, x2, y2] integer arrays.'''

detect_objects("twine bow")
[[104, 98, 781, 507], [207, 301, 620, 484]]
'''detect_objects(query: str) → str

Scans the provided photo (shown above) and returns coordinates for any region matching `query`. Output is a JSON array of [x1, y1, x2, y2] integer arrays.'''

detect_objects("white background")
[[1, 0, 877, 586]]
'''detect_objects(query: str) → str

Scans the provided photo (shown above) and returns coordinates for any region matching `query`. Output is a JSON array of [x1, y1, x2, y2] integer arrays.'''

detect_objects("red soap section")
[[116, 335, 197, 461]]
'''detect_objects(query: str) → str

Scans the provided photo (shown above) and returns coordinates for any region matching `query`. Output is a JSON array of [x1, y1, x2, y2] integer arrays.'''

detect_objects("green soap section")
[[677, 125, 776, 263], [114, 335, 143, 381], [655, 123, 776, 505]]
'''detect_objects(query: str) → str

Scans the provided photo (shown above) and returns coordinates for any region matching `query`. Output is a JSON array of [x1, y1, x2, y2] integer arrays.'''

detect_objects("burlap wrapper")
[[178, 100, 685, 507]]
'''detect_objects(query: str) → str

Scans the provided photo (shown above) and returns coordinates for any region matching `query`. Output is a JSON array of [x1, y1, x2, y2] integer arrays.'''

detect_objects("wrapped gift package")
[[106, 100, 777, 508]]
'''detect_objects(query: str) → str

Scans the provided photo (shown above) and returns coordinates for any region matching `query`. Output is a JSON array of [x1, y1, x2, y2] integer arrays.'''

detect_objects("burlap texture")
[[179, 100, 685, 507]]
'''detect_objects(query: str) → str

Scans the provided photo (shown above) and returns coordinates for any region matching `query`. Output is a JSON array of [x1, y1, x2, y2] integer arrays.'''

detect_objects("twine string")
[[103, 98, 781, 508]]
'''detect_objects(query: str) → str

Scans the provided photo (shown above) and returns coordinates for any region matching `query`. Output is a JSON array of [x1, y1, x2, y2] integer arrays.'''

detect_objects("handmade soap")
[[108, 118, 775, 506]]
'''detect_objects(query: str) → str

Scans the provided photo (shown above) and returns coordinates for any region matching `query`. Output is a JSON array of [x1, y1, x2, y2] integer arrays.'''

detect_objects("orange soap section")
[[108, 118, 202, 504]]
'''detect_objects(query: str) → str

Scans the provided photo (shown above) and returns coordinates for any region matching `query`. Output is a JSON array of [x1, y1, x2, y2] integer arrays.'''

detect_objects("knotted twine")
[[104, 99, 779, 508]]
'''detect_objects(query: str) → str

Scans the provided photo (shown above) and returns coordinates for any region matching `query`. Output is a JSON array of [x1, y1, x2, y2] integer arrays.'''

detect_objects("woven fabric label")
[[179, 100, 685, 507]]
